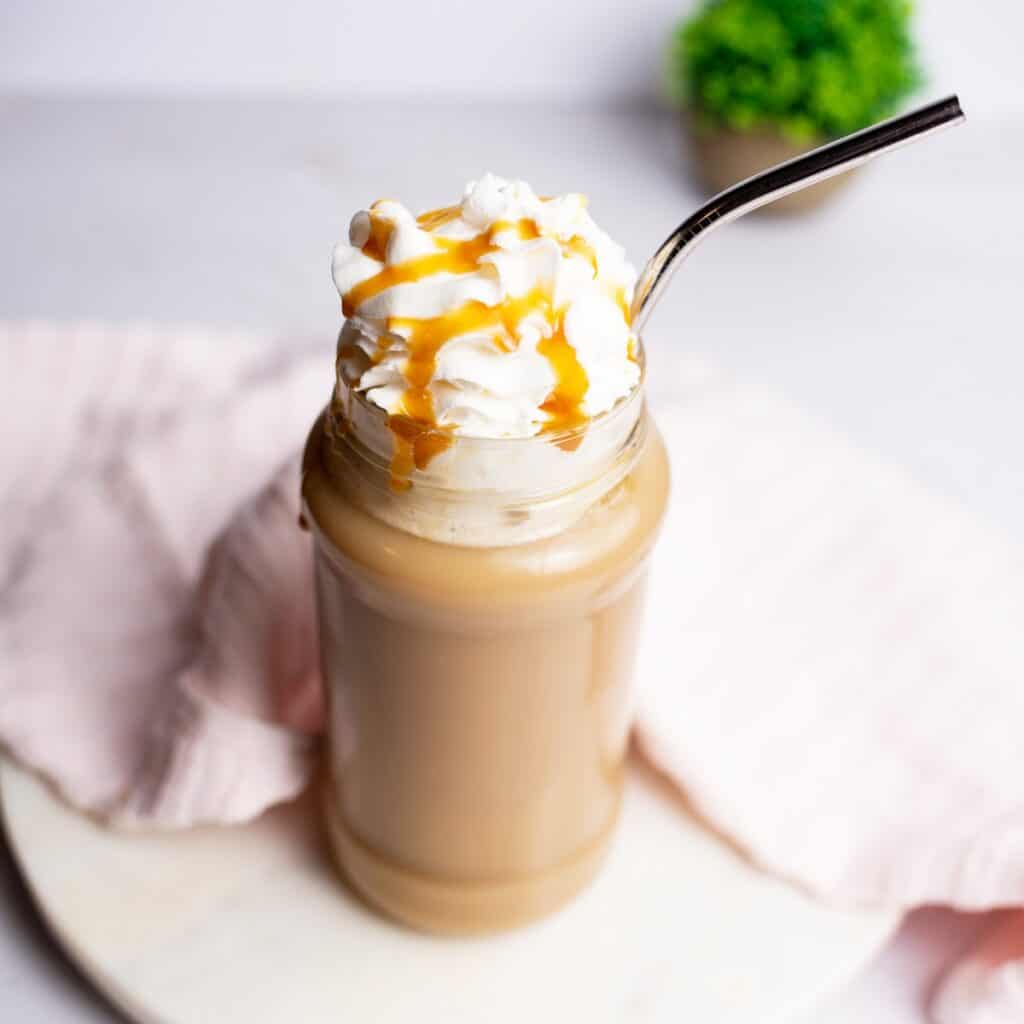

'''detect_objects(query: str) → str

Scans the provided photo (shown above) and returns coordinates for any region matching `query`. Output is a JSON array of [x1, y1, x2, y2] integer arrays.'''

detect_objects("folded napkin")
[[2, 323, 1022, 1022]]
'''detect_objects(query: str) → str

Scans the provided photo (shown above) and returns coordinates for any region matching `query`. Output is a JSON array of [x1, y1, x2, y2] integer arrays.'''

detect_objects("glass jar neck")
[[314, 380, 647, 548]]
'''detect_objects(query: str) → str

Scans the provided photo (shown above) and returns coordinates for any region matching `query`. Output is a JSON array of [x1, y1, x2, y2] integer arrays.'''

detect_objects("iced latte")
[[303, 175, 669, 933]]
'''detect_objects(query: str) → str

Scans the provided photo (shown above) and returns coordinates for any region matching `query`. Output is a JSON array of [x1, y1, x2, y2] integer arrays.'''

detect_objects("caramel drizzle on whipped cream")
[[344, 202, 620, 487]]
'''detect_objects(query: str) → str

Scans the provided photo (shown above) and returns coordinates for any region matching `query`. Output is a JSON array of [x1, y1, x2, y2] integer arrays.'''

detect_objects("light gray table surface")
[[1, 96, 1022, 1022]]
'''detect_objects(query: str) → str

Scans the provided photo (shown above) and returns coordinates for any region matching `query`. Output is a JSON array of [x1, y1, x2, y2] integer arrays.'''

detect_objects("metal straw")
[[632, 95, 966, 332]]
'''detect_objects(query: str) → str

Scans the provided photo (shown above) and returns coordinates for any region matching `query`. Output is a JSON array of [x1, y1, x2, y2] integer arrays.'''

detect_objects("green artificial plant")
[[671, 0, 920, 141]]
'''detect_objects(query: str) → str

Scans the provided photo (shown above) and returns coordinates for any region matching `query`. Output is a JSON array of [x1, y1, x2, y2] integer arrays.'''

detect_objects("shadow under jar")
[[301, 350, 669, 935]]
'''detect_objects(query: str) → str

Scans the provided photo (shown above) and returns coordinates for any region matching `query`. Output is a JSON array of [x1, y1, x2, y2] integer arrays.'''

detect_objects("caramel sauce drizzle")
[[360, 214, 394, 263], [344, 219, 538, 318], [344, 244, 478, 318], [386, 414, 452, 491], [563, 235, 598, 274], [415, 204, 461, 230], [537, 315, 589, 451], [343, 202, 628, 486]]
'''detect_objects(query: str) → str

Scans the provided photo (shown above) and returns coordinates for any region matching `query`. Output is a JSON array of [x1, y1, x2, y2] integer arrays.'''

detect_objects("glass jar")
[[301, 351, 669, 935]]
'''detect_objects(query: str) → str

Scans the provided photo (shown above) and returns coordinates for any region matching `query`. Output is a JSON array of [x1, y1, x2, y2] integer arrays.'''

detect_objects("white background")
[[2, 0, 1023, 113]]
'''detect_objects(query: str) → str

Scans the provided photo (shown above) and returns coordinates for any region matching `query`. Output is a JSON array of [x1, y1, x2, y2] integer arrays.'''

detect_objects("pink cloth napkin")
[[2, 322, 1022, 1022]]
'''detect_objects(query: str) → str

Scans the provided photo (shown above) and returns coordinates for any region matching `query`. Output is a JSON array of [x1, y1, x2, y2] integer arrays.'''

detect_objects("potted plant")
[[670, 0, 921, 212]]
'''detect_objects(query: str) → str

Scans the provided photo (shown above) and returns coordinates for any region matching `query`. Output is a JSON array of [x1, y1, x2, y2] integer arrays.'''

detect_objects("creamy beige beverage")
[[303, 175, 669, 933]]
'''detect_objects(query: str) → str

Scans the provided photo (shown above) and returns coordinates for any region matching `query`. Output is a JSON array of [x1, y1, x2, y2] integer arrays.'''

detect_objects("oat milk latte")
[[302, 174, 669, 934]]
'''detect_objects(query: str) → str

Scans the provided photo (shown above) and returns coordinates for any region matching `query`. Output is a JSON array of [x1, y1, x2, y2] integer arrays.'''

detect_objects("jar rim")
[[308, 398, 650, 546], [318, 331, 649, 542]]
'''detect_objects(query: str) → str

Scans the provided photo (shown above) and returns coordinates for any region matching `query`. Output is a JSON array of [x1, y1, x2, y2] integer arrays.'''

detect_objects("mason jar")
[[301, 342, 669, 934]]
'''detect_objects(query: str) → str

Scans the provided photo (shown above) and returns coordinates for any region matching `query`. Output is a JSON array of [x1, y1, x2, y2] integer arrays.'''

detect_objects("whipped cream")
[[331, 174, 640, 440]]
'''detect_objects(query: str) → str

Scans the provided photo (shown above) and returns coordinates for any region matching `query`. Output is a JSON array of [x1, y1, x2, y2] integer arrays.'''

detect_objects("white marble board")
[[1, 759, 898, 1024]]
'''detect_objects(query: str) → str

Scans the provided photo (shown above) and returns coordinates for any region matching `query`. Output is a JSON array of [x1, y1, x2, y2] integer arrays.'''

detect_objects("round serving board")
[[1, 759, 897, 1023]]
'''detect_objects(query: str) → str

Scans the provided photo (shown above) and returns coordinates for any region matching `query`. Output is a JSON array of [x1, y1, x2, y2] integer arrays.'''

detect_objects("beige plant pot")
[[686, 117, 856, 214]]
